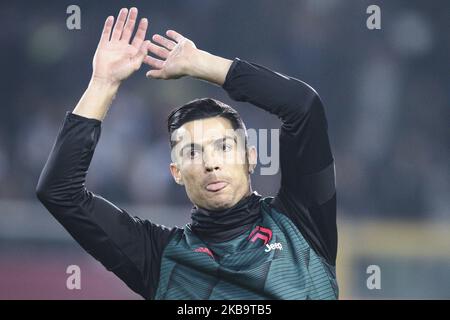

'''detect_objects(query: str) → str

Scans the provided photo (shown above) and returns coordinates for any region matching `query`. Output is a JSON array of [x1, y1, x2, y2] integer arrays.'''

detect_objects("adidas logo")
[[194, 247, 214, 259]]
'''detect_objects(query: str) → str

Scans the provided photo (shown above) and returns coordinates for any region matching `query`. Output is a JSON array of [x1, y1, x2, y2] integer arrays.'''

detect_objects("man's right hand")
[[92, 7, 150, 87], [73, 7, 150, 121]]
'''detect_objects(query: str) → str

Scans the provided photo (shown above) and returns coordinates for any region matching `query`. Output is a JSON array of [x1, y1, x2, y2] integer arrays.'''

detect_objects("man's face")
[[170, 117, 256, 211]]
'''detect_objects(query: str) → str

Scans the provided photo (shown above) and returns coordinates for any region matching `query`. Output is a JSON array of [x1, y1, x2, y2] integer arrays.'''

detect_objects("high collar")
[[190, 191, 262, 243]]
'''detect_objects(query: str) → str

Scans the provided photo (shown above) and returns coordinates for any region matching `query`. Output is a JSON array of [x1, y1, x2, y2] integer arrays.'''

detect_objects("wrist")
[[188, 50, 233, 86], [72, 78, 120, 121], [89, 76, 121, 93], [185, 48, 206, 78]]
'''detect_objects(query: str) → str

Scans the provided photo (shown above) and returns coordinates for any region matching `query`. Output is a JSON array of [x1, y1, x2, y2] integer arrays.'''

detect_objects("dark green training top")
[[36, 58, 338, 300]]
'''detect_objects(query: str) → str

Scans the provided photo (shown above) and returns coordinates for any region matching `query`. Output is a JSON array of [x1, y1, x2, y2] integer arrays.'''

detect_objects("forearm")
[[188, 50, 233, 86], [72, 79, 120, 121], [36, 112, 101, 200], [222, 58, 319, 123]]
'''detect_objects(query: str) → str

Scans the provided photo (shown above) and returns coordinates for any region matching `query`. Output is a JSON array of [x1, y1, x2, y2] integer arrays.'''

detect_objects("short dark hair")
[[167, 98, 247, 149]]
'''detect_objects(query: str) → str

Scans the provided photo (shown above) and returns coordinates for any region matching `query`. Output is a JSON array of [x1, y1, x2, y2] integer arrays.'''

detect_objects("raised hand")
[[145, 30, 233, 85], [73, 8, 151, 121], [144, 30, 198, 80], [92, 7, 150, 86]]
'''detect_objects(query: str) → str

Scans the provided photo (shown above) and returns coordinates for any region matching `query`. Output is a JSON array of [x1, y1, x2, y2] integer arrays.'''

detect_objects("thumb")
[[132, 40, 150, 69]]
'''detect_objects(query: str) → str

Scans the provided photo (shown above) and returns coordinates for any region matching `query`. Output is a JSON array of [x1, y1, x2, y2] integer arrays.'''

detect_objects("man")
[[36, 7, 338, 300]]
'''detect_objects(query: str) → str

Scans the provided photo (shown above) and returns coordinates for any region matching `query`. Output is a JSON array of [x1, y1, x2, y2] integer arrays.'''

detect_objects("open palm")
[[144, 30, 197, 80], [92, 8, 150, 85]]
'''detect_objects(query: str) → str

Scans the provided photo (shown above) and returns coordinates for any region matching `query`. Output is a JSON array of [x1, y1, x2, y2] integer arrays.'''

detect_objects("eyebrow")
[[179, 135, 237, 156]]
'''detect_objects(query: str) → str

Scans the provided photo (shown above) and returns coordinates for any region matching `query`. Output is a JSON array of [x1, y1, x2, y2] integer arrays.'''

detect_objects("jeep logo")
[[265, 242, 283, 253]]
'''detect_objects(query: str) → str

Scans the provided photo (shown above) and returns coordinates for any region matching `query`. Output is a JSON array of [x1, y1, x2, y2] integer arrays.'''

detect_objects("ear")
[[170, 162, 184, 185], [247, 145, 257, 174]]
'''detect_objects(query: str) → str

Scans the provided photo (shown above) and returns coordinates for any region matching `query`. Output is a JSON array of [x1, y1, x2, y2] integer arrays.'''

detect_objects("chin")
[[203, 192, 235, 211]]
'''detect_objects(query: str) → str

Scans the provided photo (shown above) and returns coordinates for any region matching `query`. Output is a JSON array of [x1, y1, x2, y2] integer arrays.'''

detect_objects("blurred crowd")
[[1, 0, 448, 220]]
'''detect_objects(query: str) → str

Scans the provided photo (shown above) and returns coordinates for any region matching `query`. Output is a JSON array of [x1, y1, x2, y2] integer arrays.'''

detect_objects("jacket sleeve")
[[222, 58, 337, 266], [36, 112, 179, 299]]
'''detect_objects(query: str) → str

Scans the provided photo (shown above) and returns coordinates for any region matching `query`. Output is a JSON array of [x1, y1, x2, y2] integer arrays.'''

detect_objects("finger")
[[144, 55, 165, 69], [148, 42, 170, 59], [146, 69, 164, 79], [111, 8, 128, 41], [152, 34, 176, 50], [165, 30, 184, 43], [131, 18, 148, 49], [131, 40, 151, 70], [99, 16, 114, 44], [121, 7, 138, 43], [135, 41, 150, 62]]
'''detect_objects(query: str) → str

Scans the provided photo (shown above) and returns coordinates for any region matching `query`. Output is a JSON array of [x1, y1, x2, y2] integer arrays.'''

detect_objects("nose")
[[203, 150, 222, 173], [205, 164, 220, 172]]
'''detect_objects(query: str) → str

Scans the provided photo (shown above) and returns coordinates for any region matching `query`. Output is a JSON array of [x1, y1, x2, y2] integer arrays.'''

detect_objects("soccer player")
[[36, 7, 338, 299]]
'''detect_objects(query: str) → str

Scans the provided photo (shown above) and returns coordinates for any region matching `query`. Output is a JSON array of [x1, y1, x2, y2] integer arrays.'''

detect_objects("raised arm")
[[221, 60, 337, 266], [36, 8, 178, 299], [145, 32, 337, 265]]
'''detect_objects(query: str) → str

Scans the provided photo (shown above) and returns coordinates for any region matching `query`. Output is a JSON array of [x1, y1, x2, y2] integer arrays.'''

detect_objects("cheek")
[[180, 165, 202, 189], [228, 164, 248, 182], [226, 149, 247, 170]]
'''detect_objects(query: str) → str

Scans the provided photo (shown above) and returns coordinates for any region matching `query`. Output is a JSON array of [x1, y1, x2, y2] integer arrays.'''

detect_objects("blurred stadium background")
[[0, 0, 448, 299]]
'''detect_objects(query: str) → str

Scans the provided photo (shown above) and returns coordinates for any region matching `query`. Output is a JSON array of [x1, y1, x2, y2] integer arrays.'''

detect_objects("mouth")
[[205, 181, 228, 192]]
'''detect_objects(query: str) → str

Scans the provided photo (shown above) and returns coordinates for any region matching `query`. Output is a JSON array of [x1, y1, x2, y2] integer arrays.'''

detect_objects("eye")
[[220, 143, 232, 152], [189, 149, 200, 158], [183, 148, 201, 159]]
